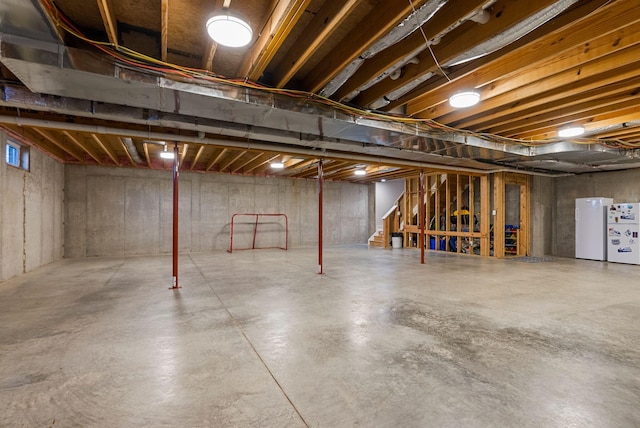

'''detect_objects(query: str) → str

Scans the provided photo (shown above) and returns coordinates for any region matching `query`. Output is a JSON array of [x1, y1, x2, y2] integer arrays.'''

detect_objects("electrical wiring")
[[38, 0, 640, 152]]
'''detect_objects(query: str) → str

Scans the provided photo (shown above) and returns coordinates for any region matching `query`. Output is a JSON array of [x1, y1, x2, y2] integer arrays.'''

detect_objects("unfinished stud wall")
[[0, 132, 64, 281], [64, 165, 372, 257], [553, 169, 640, 257]]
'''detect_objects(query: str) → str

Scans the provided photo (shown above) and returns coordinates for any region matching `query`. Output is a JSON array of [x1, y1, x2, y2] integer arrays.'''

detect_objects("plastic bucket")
[[391, 236, 402, 249]]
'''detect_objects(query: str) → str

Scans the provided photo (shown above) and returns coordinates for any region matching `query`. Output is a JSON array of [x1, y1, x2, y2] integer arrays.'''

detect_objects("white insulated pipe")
[[0, 115, 569, 177]]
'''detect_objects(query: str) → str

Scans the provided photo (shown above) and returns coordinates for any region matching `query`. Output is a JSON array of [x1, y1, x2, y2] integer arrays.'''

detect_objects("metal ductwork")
[[0, 0, 638, 175], [445, 0, 578, 67], [319, 0, 445, 98]]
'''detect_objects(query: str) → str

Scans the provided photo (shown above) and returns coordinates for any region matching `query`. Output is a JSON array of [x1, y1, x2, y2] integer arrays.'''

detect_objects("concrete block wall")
[[64, 165, 373, 257], [553, 169, 640, 257], [0, 131, 64, 281], [529, 175, 554, 257]]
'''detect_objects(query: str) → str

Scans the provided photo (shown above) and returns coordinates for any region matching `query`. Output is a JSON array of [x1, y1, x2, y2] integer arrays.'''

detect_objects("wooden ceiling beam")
[[61, 130, 103, 164], [218, 150, 247, 172], [278, 158, 318, 176], [273, 0, 359, 88], [33, 128, 84, 162], [91, 133, 119, 165], [253, 154, 297, 175], [190, 145, 206, 170], [241, 153, 279, 174], [303, 0, 424, 94], [354, 0, 559, 107], [486, 78, 640, 136], [4, 126, 68, 161], [179, 143, 188, 170], [447, 51, 640, 130], [161, 0, 169, 62], [96, 0, 119, 46], [326, 167, 363, 181], [317, 161, 352, 176], [201, 0, 224, 70], [118, 137, 136, 166], [332, 0, 487, 101], [410, 9, 640, 118], [202, 41, 218, 71], [515, 105, 640, 141], [293, 159, 341, 178], [231, 152, 263, 173], [389, 1, 613, 114], [239, 0, 312, 81], [142, 142, 151, 168], [206, 148, 227, 171], [597, 126, 640, 140]]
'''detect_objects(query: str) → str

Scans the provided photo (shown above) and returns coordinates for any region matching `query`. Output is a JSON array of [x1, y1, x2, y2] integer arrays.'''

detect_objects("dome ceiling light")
[[558, 125, 585, 138], [160, 144, 175, 159], [449, 90, 481, 108], [206, 10, 252, 48]]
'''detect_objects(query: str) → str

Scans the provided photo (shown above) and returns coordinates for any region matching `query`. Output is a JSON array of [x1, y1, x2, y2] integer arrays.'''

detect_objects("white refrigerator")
[[607, 203, 640, 264], [575, 197, 612, 260]]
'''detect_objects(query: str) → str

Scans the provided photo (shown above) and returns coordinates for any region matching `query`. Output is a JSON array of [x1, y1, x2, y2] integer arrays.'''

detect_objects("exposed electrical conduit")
[[0, 115, 569, 177]]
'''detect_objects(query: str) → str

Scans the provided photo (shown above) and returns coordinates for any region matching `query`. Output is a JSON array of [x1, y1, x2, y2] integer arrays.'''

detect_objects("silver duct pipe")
[[341, 1, 496, 103], [366, 0, 576, 108], [445, 0, 579, 67], [319, 0, 445, 97], [122, 137, 143, 164], [0, 0, 62, 44]]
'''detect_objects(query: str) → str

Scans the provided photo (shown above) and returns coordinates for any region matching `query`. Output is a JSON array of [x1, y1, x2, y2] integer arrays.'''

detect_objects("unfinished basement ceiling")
[[1, 0, 640, 179]]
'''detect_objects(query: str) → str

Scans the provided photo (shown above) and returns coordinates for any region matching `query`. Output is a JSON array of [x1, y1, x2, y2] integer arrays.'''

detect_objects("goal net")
[[228, 213, 288, 253]]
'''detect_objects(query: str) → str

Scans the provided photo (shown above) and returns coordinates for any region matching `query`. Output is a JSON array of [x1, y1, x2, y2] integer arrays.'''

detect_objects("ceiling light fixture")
[[160, 145, 175, 159], [449, 90, 480, 108], [558, 125, 585, 138], [354, 169, 366, 176], [206, 13, 252, 48], [270, 161, 285, 169]]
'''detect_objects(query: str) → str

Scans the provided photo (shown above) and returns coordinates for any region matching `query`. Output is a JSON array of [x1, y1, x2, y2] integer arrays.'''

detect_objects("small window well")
[[5, 139, 29, 171]]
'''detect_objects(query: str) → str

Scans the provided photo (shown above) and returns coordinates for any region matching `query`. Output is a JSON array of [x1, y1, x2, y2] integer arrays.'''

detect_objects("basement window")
[[5, 138, 29, 171]]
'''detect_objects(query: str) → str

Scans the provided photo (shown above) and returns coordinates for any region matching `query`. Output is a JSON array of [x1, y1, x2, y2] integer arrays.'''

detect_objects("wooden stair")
[[368, 230, 386, 248]]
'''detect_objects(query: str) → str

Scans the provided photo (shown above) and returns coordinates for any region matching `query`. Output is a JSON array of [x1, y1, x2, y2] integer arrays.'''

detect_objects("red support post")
[[419, 169, 425, 264], [171, 141, 181, 289], [318, 159, 323, 275]]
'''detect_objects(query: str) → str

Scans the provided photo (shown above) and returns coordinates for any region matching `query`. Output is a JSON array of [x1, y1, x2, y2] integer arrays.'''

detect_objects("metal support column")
[[318, 159, 323, 274], [170, 141, 181, 289], [419, 169, 425, 264]]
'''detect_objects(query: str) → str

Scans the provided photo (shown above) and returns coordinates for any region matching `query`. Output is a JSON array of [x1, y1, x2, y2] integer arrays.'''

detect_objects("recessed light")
[[160, 145, 175, 159], [558, 125, 585, 138], [449, 90, 480, 108], [206, 14, 252, 48]]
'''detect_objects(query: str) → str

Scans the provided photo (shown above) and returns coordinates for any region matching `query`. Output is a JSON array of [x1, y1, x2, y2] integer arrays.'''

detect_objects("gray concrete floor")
[[1, 246, 639, 427]]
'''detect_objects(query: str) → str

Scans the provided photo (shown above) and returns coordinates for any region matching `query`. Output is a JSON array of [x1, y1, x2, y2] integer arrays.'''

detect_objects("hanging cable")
[[34, 0, 639, 151]]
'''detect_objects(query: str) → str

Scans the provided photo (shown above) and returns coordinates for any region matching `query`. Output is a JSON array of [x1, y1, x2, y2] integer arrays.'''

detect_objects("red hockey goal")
[[228, 213, 288, 253]]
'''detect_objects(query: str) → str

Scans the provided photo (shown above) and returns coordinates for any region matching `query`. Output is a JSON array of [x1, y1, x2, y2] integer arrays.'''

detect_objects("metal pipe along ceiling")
[[0, 115, 569, 177]]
